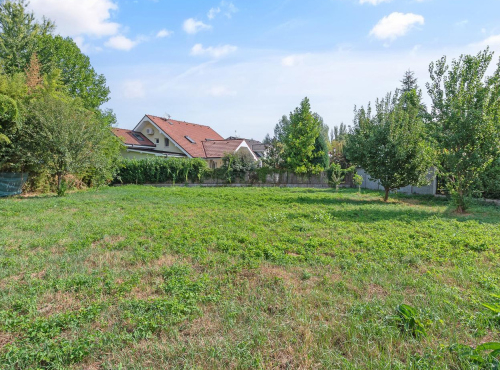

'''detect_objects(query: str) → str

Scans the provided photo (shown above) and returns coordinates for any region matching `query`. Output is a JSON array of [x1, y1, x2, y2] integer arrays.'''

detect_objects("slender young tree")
[[427, 49, 500, 212], [282, 97, 324, 175]]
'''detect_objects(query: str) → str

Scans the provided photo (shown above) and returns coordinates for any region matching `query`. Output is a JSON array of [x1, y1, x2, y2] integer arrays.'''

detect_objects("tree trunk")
[[57, 173, 62, 193], [384, 187, 390, 202]]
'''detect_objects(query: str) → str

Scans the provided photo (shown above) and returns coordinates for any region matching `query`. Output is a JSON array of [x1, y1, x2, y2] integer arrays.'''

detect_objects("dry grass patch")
[[37, 291, 84, 316]]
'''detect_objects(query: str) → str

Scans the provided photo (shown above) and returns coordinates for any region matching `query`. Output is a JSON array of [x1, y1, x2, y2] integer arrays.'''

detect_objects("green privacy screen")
[[0, 173, 28, 197]]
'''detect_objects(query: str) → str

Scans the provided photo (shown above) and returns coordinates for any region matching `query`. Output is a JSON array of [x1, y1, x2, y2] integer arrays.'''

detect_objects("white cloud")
[[105, 35, 139, 51], [370, 12, 425, 41], [282, 55, 306, 67], [183, 18, 212, 34], [27, 0, 120, 37], [207, 2, 237, 20], [156, 29, 173, 38], [122, 80, 146, 99], [191, 44, 237, 58], [221, 1, 238, 18], [207, 86, 236, 97], [455, 20, 469, 27], [207, 7, 221, 20], [359, 0, 392, 5], [471, 34, 500, 48]]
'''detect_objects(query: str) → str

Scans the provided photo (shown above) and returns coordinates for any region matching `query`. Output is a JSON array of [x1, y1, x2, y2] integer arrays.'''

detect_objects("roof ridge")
[[146, 114, 212, 128]]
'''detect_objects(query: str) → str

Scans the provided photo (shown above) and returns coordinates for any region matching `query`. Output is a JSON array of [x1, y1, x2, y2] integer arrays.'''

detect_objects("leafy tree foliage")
[[327, 163, 354, 190], [311, 113, 330, 170], [0, 1, 110, 110], [427, 49, 500, 212], [19, 97, 120, 194], [400, 70, 418, 93], [37, 35, 110, 109], [333, 122, 348, 141], [281, 97, 325, 175], [0, 0, 53, 74], [345, 88, 434, 201], [0, 93, 18, 144]]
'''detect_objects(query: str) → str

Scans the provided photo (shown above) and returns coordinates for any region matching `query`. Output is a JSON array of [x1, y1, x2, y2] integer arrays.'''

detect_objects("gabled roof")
[[112, 128, 155, 147], [202, 139, 245, 158], [145, 115, 224, 158]]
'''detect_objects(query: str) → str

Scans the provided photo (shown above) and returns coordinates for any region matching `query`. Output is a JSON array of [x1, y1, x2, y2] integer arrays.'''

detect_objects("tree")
[[282, 97, 324, 175], [36, 35, 110, 109], [262, 133, 272, 145], [427, 49, 500, 212], [274, 115, 290, 143], [20, 97, 120, 194], [0, 1, 110, 110], [353, 173, 363, 192], [0, 93, 18, 144], [311, 113, 330, 170], [0, 0, 53, 74], [345, 88, 434, 202], [333, 122, 347, 141], [24, 52, 42, 95], [263, 138, 285, 169], [327, 163, 354, 191], [401, 70, 418, 93]]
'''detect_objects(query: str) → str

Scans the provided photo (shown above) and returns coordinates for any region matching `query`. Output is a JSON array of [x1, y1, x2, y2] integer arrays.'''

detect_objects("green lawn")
[[0, 186, 499, 369]]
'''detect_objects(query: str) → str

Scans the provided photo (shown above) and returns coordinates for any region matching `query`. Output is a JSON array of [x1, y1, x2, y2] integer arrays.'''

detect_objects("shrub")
[[114, 157, 209, 185]]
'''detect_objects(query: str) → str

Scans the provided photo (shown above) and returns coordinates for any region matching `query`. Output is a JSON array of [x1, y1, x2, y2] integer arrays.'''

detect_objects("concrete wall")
[[356, 168, 437, 195]]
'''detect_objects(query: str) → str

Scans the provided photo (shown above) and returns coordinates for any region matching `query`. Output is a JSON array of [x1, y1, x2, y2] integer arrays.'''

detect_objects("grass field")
[[0, 186, 499, 369]]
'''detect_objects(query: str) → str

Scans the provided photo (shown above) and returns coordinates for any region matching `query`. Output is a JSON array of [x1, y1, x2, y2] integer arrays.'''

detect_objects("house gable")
[[134, 116, 190, 157]]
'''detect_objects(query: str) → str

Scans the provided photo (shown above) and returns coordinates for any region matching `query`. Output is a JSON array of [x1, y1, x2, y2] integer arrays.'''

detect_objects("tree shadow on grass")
[[278, 189, 500, 225]]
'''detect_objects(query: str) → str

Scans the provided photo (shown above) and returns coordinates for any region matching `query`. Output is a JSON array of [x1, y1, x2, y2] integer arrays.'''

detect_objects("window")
[[165, 138, 170, 146], [155, 138, 160, 144], [132, 133, 145, 141], [185, 135, 196, 144]]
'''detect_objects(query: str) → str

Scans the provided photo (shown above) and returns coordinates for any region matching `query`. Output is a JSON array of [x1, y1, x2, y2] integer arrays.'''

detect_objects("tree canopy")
[[426, 48, 500, 211], [345, 85, 434, 201]]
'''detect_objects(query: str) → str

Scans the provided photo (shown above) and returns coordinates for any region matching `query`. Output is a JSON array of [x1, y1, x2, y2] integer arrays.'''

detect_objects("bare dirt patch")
[[0, 332, 15, 350]]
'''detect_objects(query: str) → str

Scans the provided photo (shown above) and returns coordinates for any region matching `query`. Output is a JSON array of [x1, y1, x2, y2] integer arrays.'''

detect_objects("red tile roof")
[[112, 128, 155, 147], [146, 115, 224, 158], [202, 140, 245, 158]]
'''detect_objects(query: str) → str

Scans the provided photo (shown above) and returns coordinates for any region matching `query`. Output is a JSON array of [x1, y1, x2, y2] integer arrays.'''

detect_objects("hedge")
[[114, 157, 209, 185]]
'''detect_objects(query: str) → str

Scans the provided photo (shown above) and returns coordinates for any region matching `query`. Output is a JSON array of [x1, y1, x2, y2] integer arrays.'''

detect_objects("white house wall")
[[356, 168, 437, 195]]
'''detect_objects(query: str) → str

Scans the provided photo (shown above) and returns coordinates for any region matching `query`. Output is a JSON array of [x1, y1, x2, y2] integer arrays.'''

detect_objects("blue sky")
[[28, 0, 500, 140]]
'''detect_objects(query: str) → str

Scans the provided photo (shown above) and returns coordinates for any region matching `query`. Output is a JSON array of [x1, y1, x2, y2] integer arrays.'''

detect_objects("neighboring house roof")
[[202, 139, 245, 158], [112, 128, 155, 147], [145, 115, 224, 158]]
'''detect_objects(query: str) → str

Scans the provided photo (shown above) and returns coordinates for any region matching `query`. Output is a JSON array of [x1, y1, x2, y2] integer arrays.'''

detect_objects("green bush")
[[114, 157, 209, 185]]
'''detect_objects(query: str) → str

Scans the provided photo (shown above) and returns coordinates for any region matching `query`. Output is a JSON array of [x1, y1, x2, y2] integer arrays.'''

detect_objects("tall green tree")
[[345, 88, 434, 201], [0, 0, 53, 74], [37, 35, 110, 109], [0, 1, 110, 110], [311, 113, 330, 170], [427, 49, 500, 212], [282, 97, 324, 175]]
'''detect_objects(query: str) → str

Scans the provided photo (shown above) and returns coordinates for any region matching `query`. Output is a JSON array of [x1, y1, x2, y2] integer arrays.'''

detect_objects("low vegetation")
[[1, 186, 499, 369]]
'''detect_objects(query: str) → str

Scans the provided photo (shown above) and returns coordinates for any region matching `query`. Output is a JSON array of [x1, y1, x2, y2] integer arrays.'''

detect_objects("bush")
[[476, 157, 500, 199], [114, 157, 209, 185]]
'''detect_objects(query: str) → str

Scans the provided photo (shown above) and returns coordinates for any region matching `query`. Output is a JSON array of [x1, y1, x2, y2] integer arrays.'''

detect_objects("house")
[[112, 115, 261, 168]]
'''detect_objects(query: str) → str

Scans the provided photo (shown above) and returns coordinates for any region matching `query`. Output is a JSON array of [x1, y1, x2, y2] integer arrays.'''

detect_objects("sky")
[[27, 0, 500, 140]]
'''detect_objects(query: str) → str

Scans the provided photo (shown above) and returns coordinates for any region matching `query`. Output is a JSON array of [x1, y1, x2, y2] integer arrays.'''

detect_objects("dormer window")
[[132, 133, 145, 141]]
